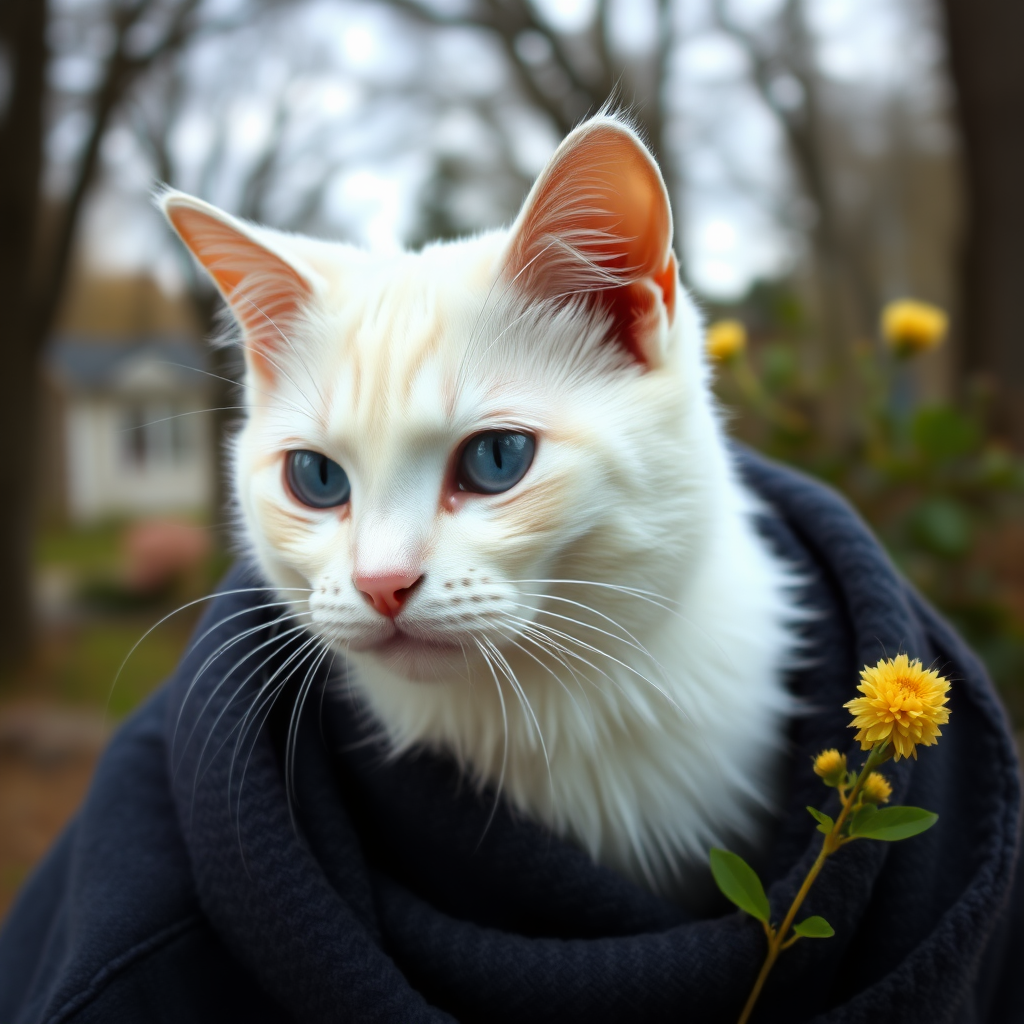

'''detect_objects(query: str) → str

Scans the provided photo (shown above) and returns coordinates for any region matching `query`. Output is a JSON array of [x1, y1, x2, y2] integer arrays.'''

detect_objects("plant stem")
[[735, 743, 887, 1024], [732, 355, 807, 434], [736, 840, 828, 1024]]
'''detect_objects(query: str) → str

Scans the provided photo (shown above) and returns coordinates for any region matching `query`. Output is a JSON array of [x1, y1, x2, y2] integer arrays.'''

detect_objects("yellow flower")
[[812, 748, 847, 786], [881, 299, 948, 357], [706, 319, 747, 362], [861, 772, 892, 805], [845, 654, 951, 760]]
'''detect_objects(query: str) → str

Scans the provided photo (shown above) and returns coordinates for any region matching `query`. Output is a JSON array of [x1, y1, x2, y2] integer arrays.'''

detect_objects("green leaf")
[[806, 806, 834, 834], [848, 806, 938, 841], [762, 343, 800, 392], [710, 848, 771, 922], [911, 405, 980, 463], [793, 916, 835, 938], [910, 497, 974, 559], [850, 803, 878, 835]]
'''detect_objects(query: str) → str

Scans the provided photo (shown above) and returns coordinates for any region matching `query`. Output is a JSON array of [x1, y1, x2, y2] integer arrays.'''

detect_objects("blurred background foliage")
[[0, 0, 1022, 913], [708, 297, 1024, 723]]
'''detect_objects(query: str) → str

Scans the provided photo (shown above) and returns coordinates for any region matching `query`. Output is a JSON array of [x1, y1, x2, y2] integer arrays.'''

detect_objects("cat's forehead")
[[321, 303, 457, 439], [304, 233, 532, 441], [307, 231, 503, 327]]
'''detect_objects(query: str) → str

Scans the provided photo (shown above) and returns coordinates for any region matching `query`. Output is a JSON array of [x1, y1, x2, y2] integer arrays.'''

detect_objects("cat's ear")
[[503, 117, 677, 368], [159, 190, 314, 383]]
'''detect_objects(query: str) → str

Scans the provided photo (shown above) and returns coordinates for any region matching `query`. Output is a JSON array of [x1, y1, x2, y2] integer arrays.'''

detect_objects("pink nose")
[[354, 572, 423, 617]]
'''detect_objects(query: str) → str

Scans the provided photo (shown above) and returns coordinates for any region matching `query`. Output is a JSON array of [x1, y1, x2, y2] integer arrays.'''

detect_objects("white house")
[[46, 336, 215, 523]]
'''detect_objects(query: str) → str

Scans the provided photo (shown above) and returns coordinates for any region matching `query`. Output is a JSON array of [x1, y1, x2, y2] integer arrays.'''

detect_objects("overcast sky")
[[71, 0, 947, 302]]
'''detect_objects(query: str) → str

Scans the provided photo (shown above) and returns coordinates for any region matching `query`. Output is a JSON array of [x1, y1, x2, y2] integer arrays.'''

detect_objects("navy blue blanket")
[[2, 451, 1021, 1023]]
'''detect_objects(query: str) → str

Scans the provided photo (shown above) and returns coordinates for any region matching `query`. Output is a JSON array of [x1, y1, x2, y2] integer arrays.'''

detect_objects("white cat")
[[161, 114, 800, 895]]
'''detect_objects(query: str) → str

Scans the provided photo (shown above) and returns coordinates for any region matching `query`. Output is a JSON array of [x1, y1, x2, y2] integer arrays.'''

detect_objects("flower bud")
[[881, 299, 947, 357], [861, 772, 892, 805], [706, 320, 747, 362], [812, 749, 847, 787]]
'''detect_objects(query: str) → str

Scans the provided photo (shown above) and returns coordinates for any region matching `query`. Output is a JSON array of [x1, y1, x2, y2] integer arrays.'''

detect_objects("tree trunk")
[[0, 343, 42, 671], [0, 0, 212, 673], [0, 0, 46, 671], [941, 0, 1024, 447]]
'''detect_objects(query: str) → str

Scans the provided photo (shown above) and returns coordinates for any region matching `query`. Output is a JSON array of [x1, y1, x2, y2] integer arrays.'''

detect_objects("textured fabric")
[[1, 449, 1021, 1024]]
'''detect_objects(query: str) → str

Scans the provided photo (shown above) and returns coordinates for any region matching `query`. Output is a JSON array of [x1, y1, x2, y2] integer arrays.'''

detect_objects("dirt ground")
[[0, 596, 200, 923], [0, 703, 109, 919]]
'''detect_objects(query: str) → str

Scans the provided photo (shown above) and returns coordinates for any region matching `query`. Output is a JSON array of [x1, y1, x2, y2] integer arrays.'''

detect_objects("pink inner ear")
[[166, 204, 311, 380], [504, 123, 676, 365]]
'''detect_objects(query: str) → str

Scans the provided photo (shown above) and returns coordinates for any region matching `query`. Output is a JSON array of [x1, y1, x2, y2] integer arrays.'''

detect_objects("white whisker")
[[285, 638, 333, 820], [175, 614, 302, 759], [230, 632, 324, 819], [109, 586, 313, 719], [480, 636, 552, 794], [178, 622, 311, 781], [234, 293, 327, 416], [159, 361, 311, 420], [493, 623, 593, 730], [507, 614, 679, 719], [509, 617, 622, 698], [505, 577, 681, 610], [473, 638, 509, 846], [509, 598, 668, 678], [119, 406, 250, 432], [173, 601, 307, 746]]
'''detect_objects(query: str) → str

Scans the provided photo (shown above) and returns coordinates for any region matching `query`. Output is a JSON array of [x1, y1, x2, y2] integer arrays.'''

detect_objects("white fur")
[[161, 116, 801, 897]]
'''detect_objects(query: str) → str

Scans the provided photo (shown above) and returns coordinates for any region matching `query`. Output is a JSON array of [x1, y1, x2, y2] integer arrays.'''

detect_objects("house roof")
[[46, 336, 213, 396]]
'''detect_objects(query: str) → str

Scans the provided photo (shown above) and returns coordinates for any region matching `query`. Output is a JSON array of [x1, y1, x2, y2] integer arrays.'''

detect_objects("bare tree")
[[705, 0, 963, 439], [940, 0, 1024, 447], [379, 0, 678, 244], [709, 1, 873, 378], [0, 0, 258, 671], [0, 0, 47, 672]]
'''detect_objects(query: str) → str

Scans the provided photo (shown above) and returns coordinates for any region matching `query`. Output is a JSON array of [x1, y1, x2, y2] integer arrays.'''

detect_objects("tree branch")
[[31, 0, 277, 352], [31, 0, 208, 350], [376, 0, 597, 136], [0, 0, 46, 308]]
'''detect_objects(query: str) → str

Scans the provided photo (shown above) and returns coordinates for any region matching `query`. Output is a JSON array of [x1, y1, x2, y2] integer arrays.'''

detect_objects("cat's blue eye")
[[286, 450, 351, 508], [458, 431, 535, 494]]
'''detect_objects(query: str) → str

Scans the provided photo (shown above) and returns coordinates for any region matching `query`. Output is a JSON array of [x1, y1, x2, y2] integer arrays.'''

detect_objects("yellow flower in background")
[[845, 654, 951, 760], [861, 772, 892, 805], [881, 299, 948, 356], [706, 319, 747, 362], [812, 748, 847, 786]]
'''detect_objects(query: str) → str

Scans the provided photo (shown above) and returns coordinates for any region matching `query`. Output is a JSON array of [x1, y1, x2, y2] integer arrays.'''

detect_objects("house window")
[[123, 404, 148, 467], [120, 401, 194, 470]]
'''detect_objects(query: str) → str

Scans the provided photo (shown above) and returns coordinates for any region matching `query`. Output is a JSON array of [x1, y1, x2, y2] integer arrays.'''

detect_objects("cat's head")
[[161, 116, 718, 693]]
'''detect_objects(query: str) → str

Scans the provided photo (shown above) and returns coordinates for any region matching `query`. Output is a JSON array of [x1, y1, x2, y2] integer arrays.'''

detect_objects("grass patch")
[[36, 521, 125, 573], [1, 612, 201, 720], [57, 618, 197, 718], [21, 517, 232, 719]]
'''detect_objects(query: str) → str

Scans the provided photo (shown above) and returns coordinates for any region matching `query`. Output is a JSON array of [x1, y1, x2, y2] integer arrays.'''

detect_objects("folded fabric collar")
[[164, 448, 1022, 1023]]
